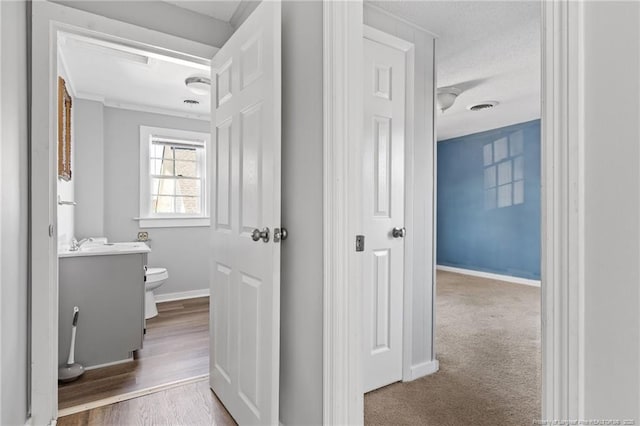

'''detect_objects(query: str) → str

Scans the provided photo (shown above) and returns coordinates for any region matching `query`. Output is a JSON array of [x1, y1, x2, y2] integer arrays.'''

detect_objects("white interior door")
[[209, 2, 281, 424], [362, 37, 406, 393]]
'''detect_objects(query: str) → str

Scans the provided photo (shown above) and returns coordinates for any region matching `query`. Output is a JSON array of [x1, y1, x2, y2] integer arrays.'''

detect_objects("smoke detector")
[[467, 101, 499, 111]]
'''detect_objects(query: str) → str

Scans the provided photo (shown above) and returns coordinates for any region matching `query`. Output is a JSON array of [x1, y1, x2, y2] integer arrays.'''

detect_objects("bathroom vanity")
[[58, 242, 151, 369]]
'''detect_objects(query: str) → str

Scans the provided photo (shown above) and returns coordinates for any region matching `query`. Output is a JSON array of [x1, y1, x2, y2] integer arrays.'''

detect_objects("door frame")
[[362, 25, 417, 384], [323, 0, 586, 424], [29, 3, 216, 424]]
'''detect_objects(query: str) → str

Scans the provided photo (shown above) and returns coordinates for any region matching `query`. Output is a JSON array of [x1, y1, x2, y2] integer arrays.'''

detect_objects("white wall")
[[279, 2, 324, 424], [74, 99, 105, 238], [100, 107, 210, 295], [363, 5, 437, 376], [0, 0, 29, 424], [57, 54, 75, 249], [51, 0, 232, 48], [582, 1, 640, 419]]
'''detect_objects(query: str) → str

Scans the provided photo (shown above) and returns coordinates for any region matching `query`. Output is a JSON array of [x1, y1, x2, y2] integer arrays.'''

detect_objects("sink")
[[59, 241, 151, 258]]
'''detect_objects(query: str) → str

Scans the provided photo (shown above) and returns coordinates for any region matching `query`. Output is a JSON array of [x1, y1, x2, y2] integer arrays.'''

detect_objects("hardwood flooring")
[[58, 297, 210, 412], [57, 378, 236, 426]]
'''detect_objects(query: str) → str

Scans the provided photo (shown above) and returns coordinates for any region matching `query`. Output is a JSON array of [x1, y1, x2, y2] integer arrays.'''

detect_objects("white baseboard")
[[407, 359, 439, 381], [84, 356, 133, 371], [155, 288, 210, 303], [436, 265, 541, 287]]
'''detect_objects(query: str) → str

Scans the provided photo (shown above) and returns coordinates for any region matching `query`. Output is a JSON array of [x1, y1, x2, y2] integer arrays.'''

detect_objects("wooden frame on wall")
[[57, 76, 71, 181]]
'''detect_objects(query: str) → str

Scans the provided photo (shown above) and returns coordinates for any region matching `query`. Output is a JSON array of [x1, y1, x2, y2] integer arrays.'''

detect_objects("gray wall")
[[279, 2, 324, 424], [582, 1, 640, 419], [101, 107, 210, 296], [74, 99, 105, 238], [364, 5, 438, 372], [0, 0, 29, 424], [51, 0, 232, 48]]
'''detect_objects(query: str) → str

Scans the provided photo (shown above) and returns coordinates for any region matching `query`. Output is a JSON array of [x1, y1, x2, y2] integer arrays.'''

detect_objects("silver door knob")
[[274, 227, 288, 243], [392, 227, 406, 238], [252, 227, 270, 243]]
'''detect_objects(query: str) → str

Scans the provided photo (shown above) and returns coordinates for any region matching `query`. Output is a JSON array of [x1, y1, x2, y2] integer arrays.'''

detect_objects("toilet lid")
[[147, 267, 167, 276], [146, 267, 168, 283]]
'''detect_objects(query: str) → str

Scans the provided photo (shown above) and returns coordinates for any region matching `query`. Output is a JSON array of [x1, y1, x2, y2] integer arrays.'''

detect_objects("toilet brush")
[[58, 306, 85, 383]]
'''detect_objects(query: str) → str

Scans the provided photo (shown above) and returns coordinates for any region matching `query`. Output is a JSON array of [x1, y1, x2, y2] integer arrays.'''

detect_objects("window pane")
[[176, 178, 201, 197], [175, 160, 199, 178], [485, 187, 497, 210], [175, 196, 201, 214], [152, 195, 175, 213], [151, 159, 175, 176], [152, 178, 175, 196], [173, 147, 197, 162], [150, 143, 166, 159]]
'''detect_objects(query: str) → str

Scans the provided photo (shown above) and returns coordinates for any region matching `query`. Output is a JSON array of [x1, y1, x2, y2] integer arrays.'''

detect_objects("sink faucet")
[[70, 237, 94, 251]]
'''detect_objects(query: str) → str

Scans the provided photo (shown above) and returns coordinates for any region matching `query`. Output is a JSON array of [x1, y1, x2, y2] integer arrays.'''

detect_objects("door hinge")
[[355, 235, 365, 252], [49, 224, 55, 237]]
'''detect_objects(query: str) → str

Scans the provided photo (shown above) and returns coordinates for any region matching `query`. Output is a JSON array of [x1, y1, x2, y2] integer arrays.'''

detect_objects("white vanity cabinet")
[[58, 250, 147, 369]]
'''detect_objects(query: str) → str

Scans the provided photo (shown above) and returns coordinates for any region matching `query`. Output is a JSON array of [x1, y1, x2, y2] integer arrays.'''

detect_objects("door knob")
[[392, 227, 406, 238], [251, 227, 270, 243], [274, 227, 288, 243]]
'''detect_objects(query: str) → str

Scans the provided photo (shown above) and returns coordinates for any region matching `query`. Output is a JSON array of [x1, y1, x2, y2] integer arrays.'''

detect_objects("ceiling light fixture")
[[185, 76, 211, 95], [437, 87, 461, 113], [467, 101, 499, 111]]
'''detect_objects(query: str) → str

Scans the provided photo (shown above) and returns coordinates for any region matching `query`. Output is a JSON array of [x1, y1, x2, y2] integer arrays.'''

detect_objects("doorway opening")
[[360, 2, 542, 424]]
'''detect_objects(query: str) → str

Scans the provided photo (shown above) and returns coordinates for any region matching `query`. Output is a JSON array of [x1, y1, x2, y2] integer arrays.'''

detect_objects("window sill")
[[134, 217, 210, 228]]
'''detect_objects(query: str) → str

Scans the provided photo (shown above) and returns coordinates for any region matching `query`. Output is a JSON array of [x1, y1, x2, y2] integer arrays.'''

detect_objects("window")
[[483, 130, 525, 210], [139, 126, 210, 227]]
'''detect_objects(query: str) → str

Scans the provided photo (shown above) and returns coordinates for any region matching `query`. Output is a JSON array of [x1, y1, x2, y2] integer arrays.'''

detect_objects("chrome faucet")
[[69, 237, 94, 251]]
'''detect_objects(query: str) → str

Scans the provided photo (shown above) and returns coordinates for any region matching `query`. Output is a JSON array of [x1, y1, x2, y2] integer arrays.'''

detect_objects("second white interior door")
[[362, 35, 407, 393]]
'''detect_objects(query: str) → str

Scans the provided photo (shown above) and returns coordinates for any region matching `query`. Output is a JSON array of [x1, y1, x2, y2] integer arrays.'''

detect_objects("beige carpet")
[[364, 270, 541, 426]]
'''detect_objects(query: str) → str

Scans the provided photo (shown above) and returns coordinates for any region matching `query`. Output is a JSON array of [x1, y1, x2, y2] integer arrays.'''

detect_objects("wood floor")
[[58, 297, 210, 412], [57, 378, 236, 426]]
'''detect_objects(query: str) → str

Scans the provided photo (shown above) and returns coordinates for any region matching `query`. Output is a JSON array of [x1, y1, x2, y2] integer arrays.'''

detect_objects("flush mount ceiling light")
[[437, 87, 462, 113], [185, 76, 211, 95], [467, 101, 499, 111]]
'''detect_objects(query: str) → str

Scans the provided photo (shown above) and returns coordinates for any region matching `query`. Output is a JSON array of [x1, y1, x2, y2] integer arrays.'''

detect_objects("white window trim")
[[139, 125, 210, 228]]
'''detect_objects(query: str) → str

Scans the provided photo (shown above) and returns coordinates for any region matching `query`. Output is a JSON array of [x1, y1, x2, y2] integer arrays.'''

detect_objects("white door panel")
[[363, 37, 406, 393], [210, 2, 281, 424]]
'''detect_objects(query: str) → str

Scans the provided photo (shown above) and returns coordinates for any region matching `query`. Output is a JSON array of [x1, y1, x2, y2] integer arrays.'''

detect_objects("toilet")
[[145, 267, 168, 319]]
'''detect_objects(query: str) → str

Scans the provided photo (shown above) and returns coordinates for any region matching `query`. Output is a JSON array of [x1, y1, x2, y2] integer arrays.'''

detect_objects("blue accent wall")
[[437, 119, 541, 279]]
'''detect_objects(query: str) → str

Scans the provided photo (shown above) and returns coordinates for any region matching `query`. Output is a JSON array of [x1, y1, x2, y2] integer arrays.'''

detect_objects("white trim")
[[102, 99, 209, 121], [154, 288, 210, 303], [364, 3, 440, 39], [56, 374, 208, 418], [407, 360, 439, 381], [436, 265, 541, 287], [322, 1, 364, 424], [362, 24, 418, 384], [84, 356, 133, 371], [541, 0, 585, 420], [30, 3, 217, 424], [136, 217, 210, 228], [139, 125, 210, 223]]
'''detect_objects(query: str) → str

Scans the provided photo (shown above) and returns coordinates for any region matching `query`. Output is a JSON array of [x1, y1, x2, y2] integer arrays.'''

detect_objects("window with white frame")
[[139, 126, 210, 227]]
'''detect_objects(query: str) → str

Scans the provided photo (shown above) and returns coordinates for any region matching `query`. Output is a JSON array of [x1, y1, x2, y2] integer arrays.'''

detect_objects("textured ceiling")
[[369, 1, 541, 141]]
